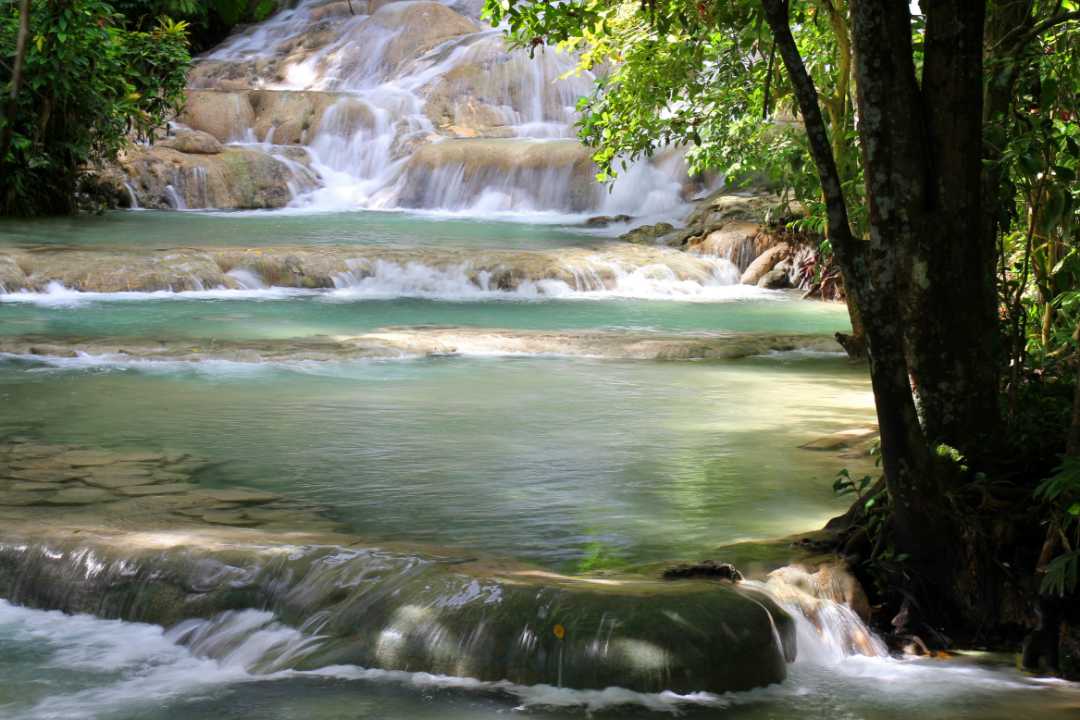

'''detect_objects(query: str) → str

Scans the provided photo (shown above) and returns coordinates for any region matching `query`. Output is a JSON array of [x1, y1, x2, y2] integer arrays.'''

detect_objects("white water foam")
[[2, 598, 1071, 720], [0, 281, 319, 307], [0, 264, 784, 306], [183, 0, 694, 220]]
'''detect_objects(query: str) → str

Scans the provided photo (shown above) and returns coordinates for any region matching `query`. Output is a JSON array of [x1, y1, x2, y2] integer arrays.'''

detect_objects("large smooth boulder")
[[248, 90, 342, 144], [120, 145, 317, 210], [740, 242, 791, 285], [685, 190, 795, 229], [157, 129, 223, 154], [178, 90, 255, 142], [0, 529, 797, 693], [370, 2, 478, 72]]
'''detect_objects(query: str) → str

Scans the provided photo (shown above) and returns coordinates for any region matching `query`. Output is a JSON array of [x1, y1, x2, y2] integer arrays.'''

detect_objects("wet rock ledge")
[[0, 330, 844, 364], [0, 430, 797, 694]]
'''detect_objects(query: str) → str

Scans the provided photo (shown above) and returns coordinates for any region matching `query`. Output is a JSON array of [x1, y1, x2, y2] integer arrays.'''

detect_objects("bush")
[[0, 1, 190, 215]]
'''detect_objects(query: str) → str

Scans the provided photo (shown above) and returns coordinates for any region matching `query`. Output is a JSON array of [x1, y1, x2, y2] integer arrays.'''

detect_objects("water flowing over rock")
[[0, 523, 795, 693], [120, 0, 690, 215], [119, 145, 319, 210], [0, 243, 746, 296], [0, 330, 845, 363]]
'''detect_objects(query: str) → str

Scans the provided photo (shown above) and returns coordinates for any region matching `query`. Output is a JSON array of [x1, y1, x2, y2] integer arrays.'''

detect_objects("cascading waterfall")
[[122, 182, 140, 209], [175, 0, 692, 217]]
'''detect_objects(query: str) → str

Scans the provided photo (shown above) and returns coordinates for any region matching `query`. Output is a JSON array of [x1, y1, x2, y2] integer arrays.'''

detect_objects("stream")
[[1, 0, 1078, 715], [1, 211, 1077, 719]]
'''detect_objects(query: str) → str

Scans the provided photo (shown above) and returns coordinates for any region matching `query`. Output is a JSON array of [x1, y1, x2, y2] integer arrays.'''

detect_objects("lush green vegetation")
[[0, 1, 190, 215], [0, 0, 284, 216], [112, 0, 282, 51], [484, 0, 1080, 668]]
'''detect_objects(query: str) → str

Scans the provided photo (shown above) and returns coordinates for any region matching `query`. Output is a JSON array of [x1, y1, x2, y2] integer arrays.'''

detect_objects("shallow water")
[[0, 209, 1074, 718], [0, 293, 849, 339], [0, 209, 606, 250], [0, 354, 873, 570]]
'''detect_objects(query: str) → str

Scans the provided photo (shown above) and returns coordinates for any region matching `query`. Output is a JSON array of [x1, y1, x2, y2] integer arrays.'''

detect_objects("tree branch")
[[993, 8, 1080, 51], [758, 0, 858, 265]]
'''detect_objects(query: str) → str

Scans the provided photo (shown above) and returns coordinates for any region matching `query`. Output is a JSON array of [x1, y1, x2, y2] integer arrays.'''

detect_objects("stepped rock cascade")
[[124, 0, 690, 215], [0, 527, 796, 694], [0, 244, 752, 299]]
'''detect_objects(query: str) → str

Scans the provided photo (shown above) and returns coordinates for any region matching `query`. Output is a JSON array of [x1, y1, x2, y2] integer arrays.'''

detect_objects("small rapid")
[[0, 243, 763, 302], [2, 581, 1075, 720]]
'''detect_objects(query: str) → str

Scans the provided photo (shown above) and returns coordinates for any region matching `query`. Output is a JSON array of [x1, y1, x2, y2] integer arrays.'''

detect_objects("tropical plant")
[[0, 1, 190, 215]]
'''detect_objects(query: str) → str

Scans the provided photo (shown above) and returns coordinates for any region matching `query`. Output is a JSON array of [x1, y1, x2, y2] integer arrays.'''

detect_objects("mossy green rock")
[[0, 532, 795, 694]]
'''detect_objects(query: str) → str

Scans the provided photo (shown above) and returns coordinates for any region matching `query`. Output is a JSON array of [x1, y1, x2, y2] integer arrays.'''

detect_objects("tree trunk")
[[914, 0, 998, 454], [762, 0, 1003, 628], [0, 0, 32, 169]]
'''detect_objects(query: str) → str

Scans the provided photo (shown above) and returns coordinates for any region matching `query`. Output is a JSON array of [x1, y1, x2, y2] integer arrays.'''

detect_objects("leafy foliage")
[[1036, 456, 1080, 596], [112, 0, 281, 50], [0, 1, 190, 215], [483, 0, 866, 240], [485, 0, 1080, 611]]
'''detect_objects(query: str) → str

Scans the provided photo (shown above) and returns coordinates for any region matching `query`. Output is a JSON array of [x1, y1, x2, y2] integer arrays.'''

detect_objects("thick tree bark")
[[762, 0, 933, 563], [762, 0, 1004, 628], [915, 0, 998, 452], [0, 0, 32, 169]]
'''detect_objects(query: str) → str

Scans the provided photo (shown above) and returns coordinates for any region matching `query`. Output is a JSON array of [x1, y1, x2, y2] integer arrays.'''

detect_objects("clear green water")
[[0, 294, 850, 339], [0, 354, 874, 570], [0, 209, 601, 250], [1, 209, 1075, 719]]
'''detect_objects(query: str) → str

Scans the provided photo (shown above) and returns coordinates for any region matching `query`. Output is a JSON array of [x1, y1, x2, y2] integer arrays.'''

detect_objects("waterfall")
[[174, 0, 692, 218], [122, 182, 140, 209], [163, 184, 186, 210]]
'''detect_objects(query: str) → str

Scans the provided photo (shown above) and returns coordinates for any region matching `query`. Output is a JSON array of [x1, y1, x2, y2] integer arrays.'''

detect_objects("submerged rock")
[[156, 129, 224, 155], [0, 242, 741, 294], [620, 222, 676, 244], [663, 560, 744, 582], [585, 214, 632, 227], [44, 487, 116, 505], [0, 330, 846, 364]]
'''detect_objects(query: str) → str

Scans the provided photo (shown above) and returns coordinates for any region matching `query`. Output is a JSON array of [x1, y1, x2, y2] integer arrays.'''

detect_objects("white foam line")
[[0, 282, 318, 307], [0, 352, 429, 377], [0, 280, 786, 306]]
